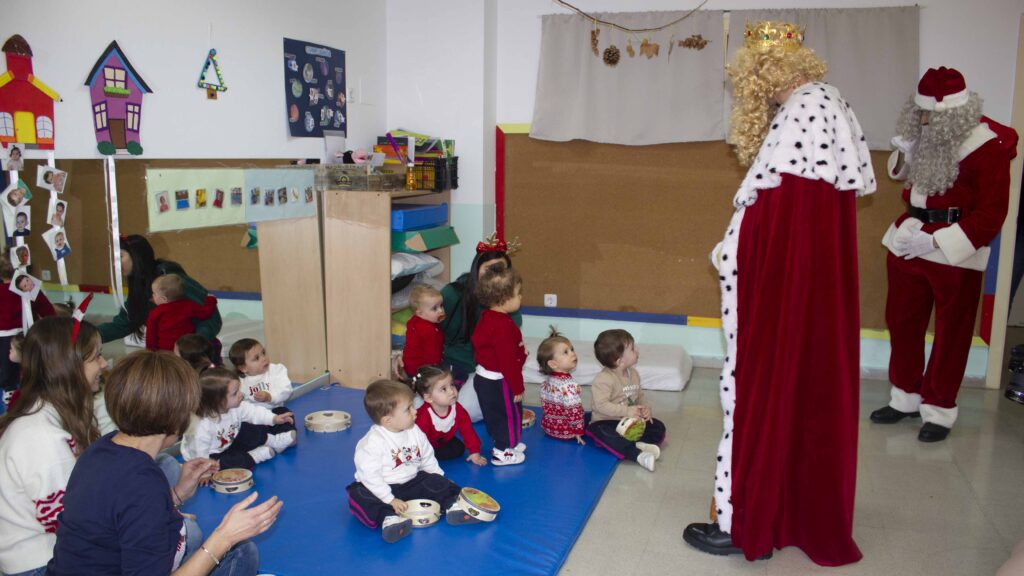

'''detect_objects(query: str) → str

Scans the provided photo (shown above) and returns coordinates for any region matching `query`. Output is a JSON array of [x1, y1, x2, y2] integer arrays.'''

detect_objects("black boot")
[[918, 422, 951, 442], [870, 405, 920, 424], [683, 522, 772, 559]]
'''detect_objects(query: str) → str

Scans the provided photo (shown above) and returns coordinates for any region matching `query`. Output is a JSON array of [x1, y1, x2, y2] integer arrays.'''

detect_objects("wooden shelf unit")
[[322, 188, 451, 388]]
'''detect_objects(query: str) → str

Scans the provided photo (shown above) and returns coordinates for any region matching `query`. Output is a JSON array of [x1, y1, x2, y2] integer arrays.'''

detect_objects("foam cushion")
[[522, 337, 692, 391]]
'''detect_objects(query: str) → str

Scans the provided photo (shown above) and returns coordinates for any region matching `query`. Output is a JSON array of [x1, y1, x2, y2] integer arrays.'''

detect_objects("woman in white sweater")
[[0, 317, 107, 576]]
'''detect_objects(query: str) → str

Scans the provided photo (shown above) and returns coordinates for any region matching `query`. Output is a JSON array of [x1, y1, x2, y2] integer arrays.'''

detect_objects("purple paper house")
[[84, 41, 151, 155]]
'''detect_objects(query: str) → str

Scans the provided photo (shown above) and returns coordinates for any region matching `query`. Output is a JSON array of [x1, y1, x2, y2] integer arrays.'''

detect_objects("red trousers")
[[885, 252, 982, 409]]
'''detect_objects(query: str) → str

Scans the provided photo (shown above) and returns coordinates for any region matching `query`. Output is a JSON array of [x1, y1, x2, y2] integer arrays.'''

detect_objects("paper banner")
[[283, 38, 346, 138], [146, 169, 246, 232], [242, 169, 316, 223], [105, 157, 123, 309]]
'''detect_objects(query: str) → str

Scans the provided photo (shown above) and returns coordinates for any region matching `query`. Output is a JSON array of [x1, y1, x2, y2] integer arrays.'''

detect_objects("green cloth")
[[97, 260, 222, 343], [440, 279, 522, 375]]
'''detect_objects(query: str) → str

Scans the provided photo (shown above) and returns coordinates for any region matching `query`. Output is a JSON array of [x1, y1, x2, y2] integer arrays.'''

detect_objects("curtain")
[[531, 10, 726, 146], [727, 7, 919, 150]]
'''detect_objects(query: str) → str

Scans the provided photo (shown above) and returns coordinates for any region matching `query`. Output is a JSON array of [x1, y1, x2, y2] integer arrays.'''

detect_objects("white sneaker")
[[491, 447, 526, 466], [636, 442, 661, 460], [382, 515, 412, 543], [248, 445, 275, 464], [2, 390, 14, 406], [513, 442, 527, 453], [266, 431, 297, 453], [637, 451, 656, 472]]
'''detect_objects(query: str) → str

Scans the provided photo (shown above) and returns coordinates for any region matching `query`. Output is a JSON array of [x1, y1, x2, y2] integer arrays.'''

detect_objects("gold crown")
[[743, 21, 805, 52]]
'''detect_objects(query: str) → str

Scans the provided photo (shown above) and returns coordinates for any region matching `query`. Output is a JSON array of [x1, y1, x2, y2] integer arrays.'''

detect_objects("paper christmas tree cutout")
[[197, 49, 226, 99]]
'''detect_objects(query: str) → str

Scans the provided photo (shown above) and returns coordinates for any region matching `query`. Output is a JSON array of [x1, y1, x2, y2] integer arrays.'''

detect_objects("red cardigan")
[[471, 309, 527, 395], [402, 315, 443, 378], [0, 282, 55, 331], [415, 402, 481, 456], [145, 295, 218, 351]]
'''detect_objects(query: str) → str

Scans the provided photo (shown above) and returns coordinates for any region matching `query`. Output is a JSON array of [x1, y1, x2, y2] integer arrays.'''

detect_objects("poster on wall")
[[243, 169, 316, 222], [283, 38, 346, 138], [145, 169, 246, 232]]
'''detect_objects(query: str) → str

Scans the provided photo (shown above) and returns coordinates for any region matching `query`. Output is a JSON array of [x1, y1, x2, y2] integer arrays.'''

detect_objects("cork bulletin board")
[[502, 134, 920, 331], [11, 158, 290, 294]]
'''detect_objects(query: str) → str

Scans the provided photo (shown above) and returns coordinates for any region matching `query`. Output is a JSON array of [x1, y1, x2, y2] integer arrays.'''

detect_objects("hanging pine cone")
[[591, 29, 600, 56], [603, 45, 620, 67]]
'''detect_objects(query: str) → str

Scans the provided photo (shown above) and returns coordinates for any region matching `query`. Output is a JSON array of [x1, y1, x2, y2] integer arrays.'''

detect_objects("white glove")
[[892, 218, 935, 259], [891, 135, 915, 166]]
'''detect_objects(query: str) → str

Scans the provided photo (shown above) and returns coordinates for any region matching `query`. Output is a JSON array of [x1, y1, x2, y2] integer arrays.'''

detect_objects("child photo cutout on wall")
[[155, 191, 170, 213], [47, 198, 67, 228], [11, 207, 30, 238], [175, 189, 189, 210], [196, 188, 207, 208], [214, 188, 225, 208], [2, 145, 24, 172], [10, 245, 30, 268], [9, 271, 42, 300], [1, 184, 29, 237], [42, 227, 71, 261], [36, 166, 68, 193], [231, 187, 243, 206]]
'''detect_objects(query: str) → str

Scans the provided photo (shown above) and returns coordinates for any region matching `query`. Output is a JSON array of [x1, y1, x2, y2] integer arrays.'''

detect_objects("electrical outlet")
[[544, 293, 557, 307], [41, 270, 51, 281]]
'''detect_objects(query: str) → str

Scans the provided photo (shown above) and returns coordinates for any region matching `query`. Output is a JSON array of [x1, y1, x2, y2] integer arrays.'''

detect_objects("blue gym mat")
[[182, 386, 620, 576]]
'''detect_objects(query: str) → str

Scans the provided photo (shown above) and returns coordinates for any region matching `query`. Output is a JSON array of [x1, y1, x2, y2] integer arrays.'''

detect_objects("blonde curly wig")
[[726, 45, 827, 167]]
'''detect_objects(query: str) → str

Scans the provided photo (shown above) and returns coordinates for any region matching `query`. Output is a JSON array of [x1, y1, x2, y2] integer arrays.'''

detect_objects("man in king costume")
[[683, 21, 872, 565], [871, 67, 1015, 442]]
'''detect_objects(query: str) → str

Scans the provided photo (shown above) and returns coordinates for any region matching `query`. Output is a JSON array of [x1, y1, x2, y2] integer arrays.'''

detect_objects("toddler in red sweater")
[[145, 274, 217, 351], [402, 285, 445, 379], [471, 263, 527, 466], [413, 365, 487, 466], [536, 327, 585, 445]]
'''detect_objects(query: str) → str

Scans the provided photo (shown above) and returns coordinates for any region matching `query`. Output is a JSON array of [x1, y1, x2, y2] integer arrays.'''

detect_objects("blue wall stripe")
[[520, 306, 688, 326], [209, 290, 262, 301]]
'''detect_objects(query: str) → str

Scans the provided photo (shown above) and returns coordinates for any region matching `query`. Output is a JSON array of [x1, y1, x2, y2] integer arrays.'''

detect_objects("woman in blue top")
[[48, 351, 281, 576]]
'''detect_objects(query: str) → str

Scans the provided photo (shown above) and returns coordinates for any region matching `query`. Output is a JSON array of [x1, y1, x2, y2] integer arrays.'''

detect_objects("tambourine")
[[616, 416, 646, 442], [211, 468, 254, 494], [521, 408, 536, 429], [304, 410, 352, 433], [456, 487, 500, 522], [400, 499, 441, 528]]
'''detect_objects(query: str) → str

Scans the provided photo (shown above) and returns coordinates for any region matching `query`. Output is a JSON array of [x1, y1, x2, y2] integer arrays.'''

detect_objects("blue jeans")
[[182, 520, 259, 576], [5, 567, 47, 576]]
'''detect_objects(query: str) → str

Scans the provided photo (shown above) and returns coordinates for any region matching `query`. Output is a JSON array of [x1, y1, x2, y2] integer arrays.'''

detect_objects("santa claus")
[[873, 67, 1016, 442]]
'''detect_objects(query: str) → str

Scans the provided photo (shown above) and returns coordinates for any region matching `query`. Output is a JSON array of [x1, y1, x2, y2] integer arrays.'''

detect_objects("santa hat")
[[71, 293, 93, 343], [915, 67, 969, 112]]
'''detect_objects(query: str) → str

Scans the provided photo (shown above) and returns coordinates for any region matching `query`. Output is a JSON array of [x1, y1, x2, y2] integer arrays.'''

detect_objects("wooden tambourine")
[[211, 468, 254, 494], [304, 410, 352, 433], [521, 408, 536, 429], [456, 487, 500, 522], [400, 499, 441, 528]]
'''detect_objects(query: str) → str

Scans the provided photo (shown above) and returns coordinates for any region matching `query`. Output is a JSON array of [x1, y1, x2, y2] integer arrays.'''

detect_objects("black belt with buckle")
[[906, 205, 961, 224]]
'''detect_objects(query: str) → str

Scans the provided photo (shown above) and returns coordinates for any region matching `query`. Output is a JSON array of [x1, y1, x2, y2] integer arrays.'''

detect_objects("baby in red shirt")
[[413, 365, 486, 466], [145, 274, 217, 351], [402, 285, 445, 379]]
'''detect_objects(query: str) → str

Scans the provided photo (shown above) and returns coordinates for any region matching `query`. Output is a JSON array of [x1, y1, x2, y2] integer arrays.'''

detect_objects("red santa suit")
[[710, 82, 873, 565], [881, 78, 1014, 429]]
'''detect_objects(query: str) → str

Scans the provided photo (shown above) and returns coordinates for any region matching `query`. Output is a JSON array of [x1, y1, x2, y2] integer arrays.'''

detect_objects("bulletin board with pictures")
[[145, 168, 315, 231], [283, 38, 346, 138]]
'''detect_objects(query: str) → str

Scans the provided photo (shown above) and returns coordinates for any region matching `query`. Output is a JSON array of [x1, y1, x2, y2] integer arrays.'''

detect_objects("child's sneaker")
[[491, 447, 526, 466], [266, 431, 297, 453], [382, 515, 412, 543], [248, 445, 275, 464], [513, 442, 527, 453], [637, 451, 656, 472], [444, 501, 480, 525], [636, 442, 661, 460]]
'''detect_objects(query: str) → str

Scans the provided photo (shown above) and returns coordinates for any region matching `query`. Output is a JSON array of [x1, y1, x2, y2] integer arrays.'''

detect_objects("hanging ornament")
[[197, 48, 227, 99], [626, 37, 635, 58], [603, 45, 620, 67], [590, 27, 600, 56], [640, 38, 660, 59], [679, 34, 710, 50]]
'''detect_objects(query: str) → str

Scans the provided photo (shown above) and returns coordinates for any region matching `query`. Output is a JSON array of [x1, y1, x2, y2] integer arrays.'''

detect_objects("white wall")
[[386, 0, 497, 274], [3, 0, 387, 159], [498, 0, 1024, 124]]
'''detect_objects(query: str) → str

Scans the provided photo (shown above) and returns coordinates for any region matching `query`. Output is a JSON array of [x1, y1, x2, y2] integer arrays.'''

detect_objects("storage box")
[[320, 164, 404, 191], [391, 203, 449, 231], [391, 225, 459, 253]]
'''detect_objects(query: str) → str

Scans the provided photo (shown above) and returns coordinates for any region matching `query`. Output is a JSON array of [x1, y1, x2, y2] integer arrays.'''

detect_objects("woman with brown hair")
[[48, 351, 281, 575], [0, 316, 107, 576]]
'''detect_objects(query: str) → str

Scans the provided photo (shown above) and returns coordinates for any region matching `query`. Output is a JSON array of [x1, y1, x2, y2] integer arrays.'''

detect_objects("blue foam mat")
[[182, 386, 619, 576]]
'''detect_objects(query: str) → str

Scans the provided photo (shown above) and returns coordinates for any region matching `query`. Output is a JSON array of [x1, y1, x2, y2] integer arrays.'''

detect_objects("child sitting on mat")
[[348, 379, 482, 543], [402, 285, 445, 379], [145, 274, 218, 352], [229, 338, 296, 436], [413, 365, 487, 466], [587, 329, 666, 472], [471, 263, 527, 466], [181, 366, 296, 470], [536, 327, 585, 445], [175, 333, 220, 370]]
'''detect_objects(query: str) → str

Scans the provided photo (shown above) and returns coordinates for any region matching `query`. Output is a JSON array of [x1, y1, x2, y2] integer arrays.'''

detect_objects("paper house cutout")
[[0, 35, 61, 150], [84, 41, 152, 155], [198, 49, 227, 99]]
